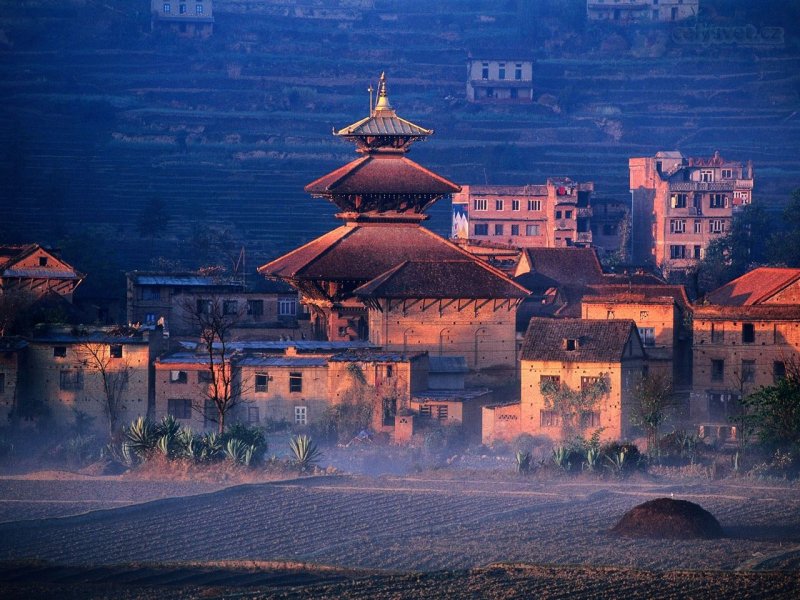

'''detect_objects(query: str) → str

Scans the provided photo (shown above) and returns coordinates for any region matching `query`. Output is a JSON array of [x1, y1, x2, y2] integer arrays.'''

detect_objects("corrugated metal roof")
[[329, 350, 426, 363], [133, 275, 236, 287], [336, 115, 432, 137], [412, 388, 491, 402], [2, 269, 80, 279], [178, 340, 376, 352], [428, 355, 469, 373], [238, 357, 328, 368]]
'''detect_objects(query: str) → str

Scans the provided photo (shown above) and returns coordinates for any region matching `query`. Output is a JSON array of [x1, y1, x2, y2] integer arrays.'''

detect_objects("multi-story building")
[[466, 54, 534, 103], [259, 74, 528, 375], [452, 181, 594, 249], [590, 196, 629, 258], [151, 0, 214, 38], [126, 271, 305, 339], [587, 0, 699, 22], [629, 151, 754, 274], [691, 268, 800, 441]]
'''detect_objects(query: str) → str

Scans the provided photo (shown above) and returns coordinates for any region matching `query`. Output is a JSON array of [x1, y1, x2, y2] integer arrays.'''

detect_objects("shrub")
[[289, 434, 322, 472], [124, 417, 159, 461], [602, 442, 644, 476], [515, 450, 532, 474]]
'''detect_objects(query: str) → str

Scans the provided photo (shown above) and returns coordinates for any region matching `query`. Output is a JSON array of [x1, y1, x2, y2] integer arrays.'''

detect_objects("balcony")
[[577, 207, 593, 218], [575, 232, 592, 244], [669, 182, 736, 193]]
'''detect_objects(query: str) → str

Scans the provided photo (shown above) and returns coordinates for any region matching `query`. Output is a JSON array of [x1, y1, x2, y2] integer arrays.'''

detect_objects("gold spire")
[[373, 72, 393, 114]]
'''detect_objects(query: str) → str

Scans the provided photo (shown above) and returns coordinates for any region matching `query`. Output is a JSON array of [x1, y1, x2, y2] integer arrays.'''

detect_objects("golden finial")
[[374, 71, 392, 112]]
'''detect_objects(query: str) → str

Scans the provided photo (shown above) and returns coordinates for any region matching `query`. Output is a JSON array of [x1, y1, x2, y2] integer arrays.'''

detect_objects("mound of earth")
[[612, 498, 723, 539]]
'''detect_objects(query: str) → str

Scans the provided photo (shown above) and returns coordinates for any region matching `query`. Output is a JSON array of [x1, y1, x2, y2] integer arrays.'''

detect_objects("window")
[[742, 323, 755, 344], [526, 224, 540, 236], [179, 4, 187, 14], [170, 370, 188, 384], [607, 310, 615, 319], [670, 245, 686, 259], [197, 299, 212, 314], [481, 62, 489, 80], [694, 245, 702, 259], [289, 372, 302, 393], [419, 405, 432, 418], [247, 406, 259, 423], [540, 410, 559, 428], [198, 370, 213, 384], [774, 361, 786, 382], [708, 392, 741, 420], [142, 287, 161, 301], [145, 313, 156, 325], [59, 370, 83, 391], [709, 219, 725, 234], [581, 376, 602, 392], [580, 411, 601, 428], [639, 310, 649, 319], [204, 399, 216, 428], [495, 199, 504, 210], [564, 210, 573, 220], [722, 169, 733, 179], [741, 360, 756, 384], [223, 300, 238, 315], [294, 406, 307, 425], [494, 224, 504, 236], [498, 63, 506, 80], [38, 256, 48, 266], [0, 373, 5, 394], [474, 224, 488, 236], [385, 364, 394, 378], [555, 211, 562, 219], [711, 359, 724, 382], [540, 375, 561, 390], [565, 339, 577, 351], [109, 344, 123, 359], [711, 323, 724, 343], [701, 170, 713, 183], [278, 298, 297, 316], [53, 346, 67, 358], [163, 3, 171, 13], [709, 194, 726, 209], [436, 405, 449, 421], [670, 194, 687, 208], [670, 219, 686, 234], [511, 224, 519, 236], [515, 63, 523, 80], [694, 220, 702, 234], [168, 399, 192, 419], [255, 373, 269, 392], [247, 299, 264, 316], [638, 327, 656, 347], [195, 3, 204, 14], [527, 199, 541, 211], [474, 198, 487, 211], [511, 199, 520, 211]]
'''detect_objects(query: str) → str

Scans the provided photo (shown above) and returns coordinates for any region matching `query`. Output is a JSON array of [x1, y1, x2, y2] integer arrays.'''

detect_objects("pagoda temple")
[[259, 74, 528, 372]]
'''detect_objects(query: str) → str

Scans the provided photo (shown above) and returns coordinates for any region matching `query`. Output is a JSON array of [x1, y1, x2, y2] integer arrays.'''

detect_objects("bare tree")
[[74, 327, 137, 439], [183, 295, 244, 433], [630, 372, 675, 455]]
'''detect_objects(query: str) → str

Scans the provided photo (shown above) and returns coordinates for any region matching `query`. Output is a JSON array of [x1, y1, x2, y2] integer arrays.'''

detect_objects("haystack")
[[611, 498, 723, 539]]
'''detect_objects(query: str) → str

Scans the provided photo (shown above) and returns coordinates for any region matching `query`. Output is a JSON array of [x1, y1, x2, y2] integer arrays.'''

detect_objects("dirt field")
[[0, 473, 798, 598]]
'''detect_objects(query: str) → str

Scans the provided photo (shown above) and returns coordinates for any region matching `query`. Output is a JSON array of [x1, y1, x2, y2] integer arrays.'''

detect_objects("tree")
[[75, 327, 137, 439], [768, 188, 800, 268], [183, 296, 244, 434], [541, 375, 610, 442], [738, 362, 800, 453], [136, 197, 171, 239], [629, 372, 675, 455]]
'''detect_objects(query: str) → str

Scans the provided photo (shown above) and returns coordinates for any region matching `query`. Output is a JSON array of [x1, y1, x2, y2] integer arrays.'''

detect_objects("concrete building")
[[452, 181, 594, 249], [151, 0, 214, 37], [587, 0, 699, 23], [259, 74, 529, 375], [466, 54, 534, 103], [590, 196, 629, 258], [691, 268, 800, 442], [629, 151, 754, 275]]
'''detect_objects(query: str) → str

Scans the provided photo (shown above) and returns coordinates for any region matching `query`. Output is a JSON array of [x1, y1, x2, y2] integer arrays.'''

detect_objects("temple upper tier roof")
[[335, 73, 432, 152]]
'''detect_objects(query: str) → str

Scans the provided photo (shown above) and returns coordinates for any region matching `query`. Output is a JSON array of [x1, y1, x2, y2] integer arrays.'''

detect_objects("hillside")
[[0, 0, 799, 299]]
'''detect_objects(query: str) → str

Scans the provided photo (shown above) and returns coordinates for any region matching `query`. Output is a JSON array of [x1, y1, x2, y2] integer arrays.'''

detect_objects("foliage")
[[515, 450, 532, 474], [601, 442, 643, 476], [124, 417, 159, 461], [289, 434, 322, 472], [738, 373, 800, 453], [584, 447, 601, 472], [541, 375, 610, 441], [54, 434, 100, 466], [630, 373, 675, 455]]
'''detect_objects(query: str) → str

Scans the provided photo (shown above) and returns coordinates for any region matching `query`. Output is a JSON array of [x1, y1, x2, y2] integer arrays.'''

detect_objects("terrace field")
[[0, 472, 798, 598]]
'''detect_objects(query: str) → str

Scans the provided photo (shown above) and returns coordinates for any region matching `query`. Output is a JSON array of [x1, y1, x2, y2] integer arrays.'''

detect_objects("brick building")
[[629, 151, 754, 275], [452, 181, 594, 249], [691, 268, 800, 441], [0, 337, 27, 424], [0, 244, 84, 302], [151, 0, 214, 37], [587, 0, 699, 22]]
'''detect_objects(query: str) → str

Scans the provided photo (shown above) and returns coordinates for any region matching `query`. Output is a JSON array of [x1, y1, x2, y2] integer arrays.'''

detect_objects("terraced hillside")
[[0, 0, 799, 294]]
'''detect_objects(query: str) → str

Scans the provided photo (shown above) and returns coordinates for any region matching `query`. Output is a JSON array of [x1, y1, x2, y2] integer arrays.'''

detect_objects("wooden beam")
[[438, 298, 457, 316]]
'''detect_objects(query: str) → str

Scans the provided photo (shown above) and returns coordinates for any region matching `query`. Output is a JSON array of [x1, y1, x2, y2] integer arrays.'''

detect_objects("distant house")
[[483, 318, 647, 445], [452, 181, 594, 249], [126, 270, 308, 340], [0, 337, 27, 423], [587, 0, 699, 23], [0, 244, 84, 302], [590, 196, 629, 258], [151, 0, 214, 38], [691, 268, 800, 442], [466, 53, 534, 103]]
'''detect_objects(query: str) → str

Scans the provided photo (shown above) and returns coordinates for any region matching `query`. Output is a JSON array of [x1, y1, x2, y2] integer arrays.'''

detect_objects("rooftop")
[[703, 268, 800, 306], [521, 318, 641, 363]]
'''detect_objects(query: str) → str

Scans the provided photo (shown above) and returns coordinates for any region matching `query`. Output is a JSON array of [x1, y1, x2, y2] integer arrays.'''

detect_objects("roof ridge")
[[257, 226, 355, 278]]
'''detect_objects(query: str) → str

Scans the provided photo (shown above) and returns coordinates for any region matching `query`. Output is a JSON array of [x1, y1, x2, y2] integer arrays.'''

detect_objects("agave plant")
[[289, 434, 323, 472], [224, 438, 247, 464], [605, 448, 628, 476], [552, 446, 570, 472], [515, 450, 532, 474], [199, 432, 224, 462], [584, 447, 600, 472], [177, 428, 199, 460], [124, 417, 159, 460]]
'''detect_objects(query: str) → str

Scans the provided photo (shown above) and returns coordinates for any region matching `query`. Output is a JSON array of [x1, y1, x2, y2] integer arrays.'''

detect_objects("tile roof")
[[304, 154, 460, 197], [584, 284, 691, 309], [0, 244, 83, 280], [693, 304, 800, 320], [259, 224, 528, 300], [412, 388, 492, 402], [354, 260, 529, 299], [521, 247, 604, 286], [328, 350, 427, 363], [0, 337, 27, 352], [703, 268, 800, 306], [521, 318, 640, 363], [237, 356, 329, 368], [335, 114, 432, 138]]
